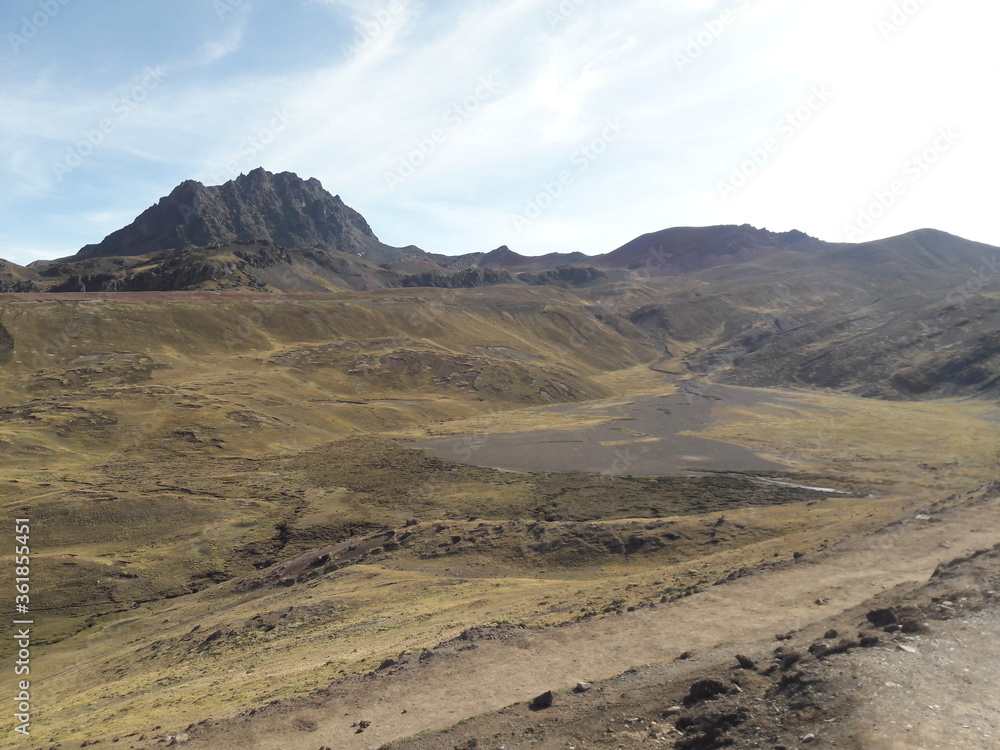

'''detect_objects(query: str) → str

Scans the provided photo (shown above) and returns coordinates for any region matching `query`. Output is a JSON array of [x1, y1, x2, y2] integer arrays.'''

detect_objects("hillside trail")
[[179, 493, 1000, 750]]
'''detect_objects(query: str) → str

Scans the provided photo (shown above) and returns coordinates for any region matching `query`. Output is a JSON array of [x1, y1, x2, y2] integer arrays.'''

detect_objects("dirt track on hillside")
[[160, 490, 1000, 750]]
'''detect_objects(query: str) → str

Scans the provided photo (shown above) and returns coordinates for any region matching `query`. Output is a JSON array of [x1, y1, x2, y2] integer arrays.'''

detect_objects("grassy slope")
[[0, 289, 996, 746]]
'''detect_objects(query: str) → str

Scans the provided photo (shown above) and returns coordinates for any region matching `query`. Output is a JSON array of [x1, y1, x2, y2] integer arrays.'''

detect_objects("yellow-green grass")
[[690, 386, 1000, 497], [1, 292, 997, 747]]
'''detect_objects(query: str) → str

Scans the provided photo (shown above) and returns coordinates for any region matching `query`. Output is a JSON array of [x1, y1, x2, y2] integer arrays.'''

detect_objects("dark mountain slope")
[[592, 224, 819, 275], [623, 230, 1000, 399], [40, 242, 401, 293], [69, 168, 415, 264]]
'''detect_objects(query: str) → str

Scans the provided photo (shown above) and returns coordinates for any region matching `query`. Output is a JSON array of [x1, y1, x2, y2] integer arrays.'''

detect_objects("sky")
[[1, 0, 998, 265]]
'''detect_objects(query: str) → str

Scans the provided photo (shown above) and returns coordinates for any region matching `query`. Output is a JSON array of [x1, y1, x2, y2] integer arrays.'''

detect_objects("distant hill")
[[626, 229, 1000, 399], [429, 225, 819, 277], [592, 224, 818, 275], [432, 246, 591, 272]]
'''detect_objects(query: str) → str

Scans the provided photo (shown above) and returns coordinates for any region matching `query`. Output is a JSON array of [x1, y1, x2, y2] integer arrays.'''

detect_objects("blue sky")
[[2, 0, 998, 265]]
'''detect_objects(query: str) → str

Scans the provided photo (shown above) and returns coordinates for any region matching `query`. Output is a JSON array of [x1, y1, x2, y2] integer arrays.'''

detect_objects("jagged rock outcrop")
[[0, 319, 13, 364], [0, 260, 40, 293], [400, 267, 515, 288], [70, 168, 410, 263], [0, 279, 38, 293], [519, 266, 615, 287]]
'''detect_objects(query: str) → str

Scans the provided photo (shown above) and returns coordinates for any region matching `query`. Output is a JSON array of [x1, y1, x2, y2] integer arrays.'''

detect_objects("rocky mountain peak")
[[71, 168, 384, 261]]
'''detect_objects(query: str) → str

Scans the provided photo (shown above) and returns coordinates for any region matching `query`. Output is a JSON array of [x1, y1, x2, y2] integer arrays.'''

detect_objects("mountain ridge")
[[2, 169, 998, 299]]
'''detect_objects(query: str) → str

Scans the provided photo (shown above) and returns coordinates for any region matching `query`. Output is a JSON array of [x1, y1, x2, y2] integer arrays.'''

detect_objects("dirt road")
[[171, 491, 1000, 750]]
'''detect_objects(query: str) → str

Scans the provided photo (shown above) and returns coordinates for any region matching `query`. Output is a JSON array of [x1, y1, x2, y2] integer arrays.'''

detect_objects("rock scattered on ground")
[[529, 691, 554, 710], [683, 678, 730, 706]]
